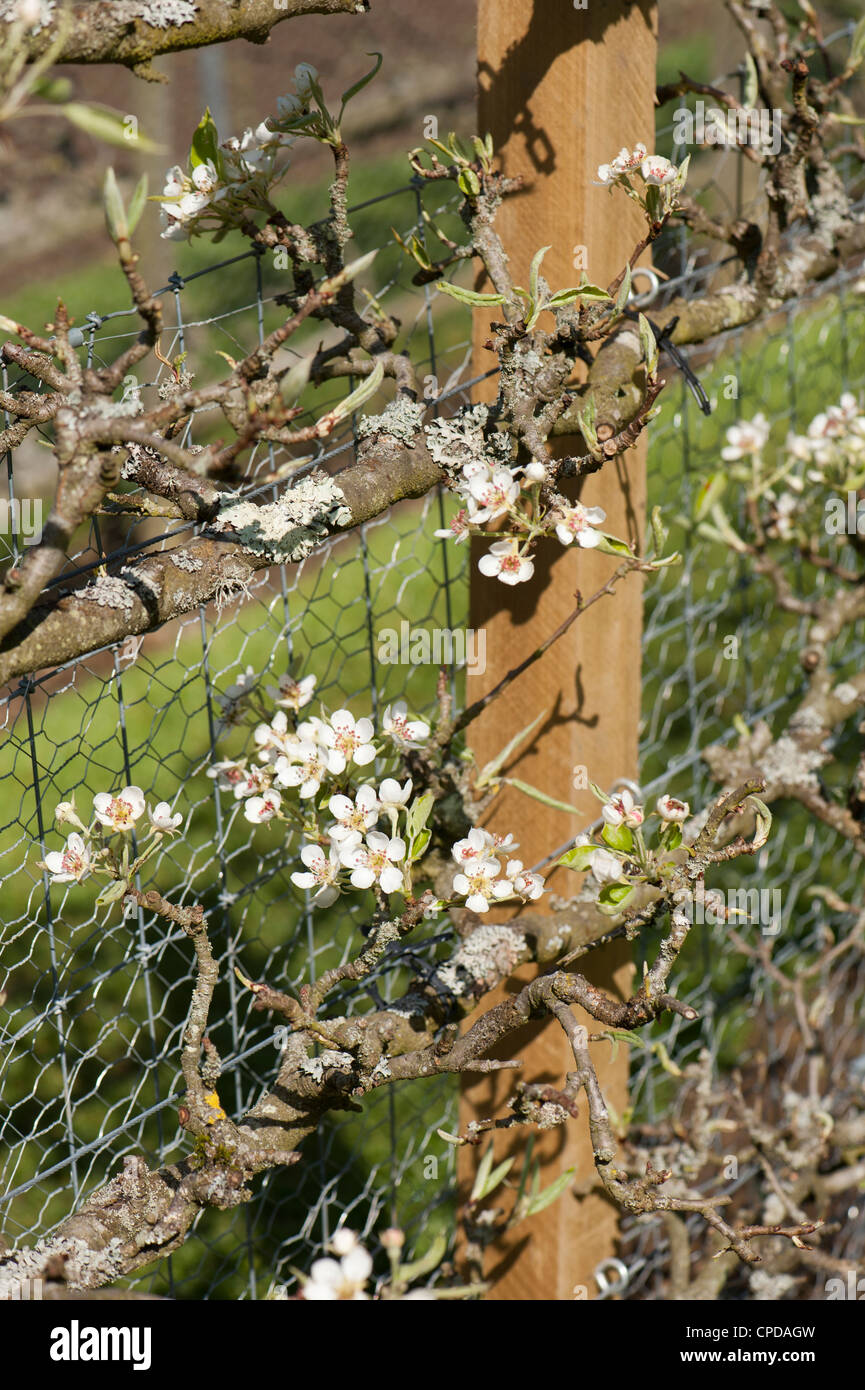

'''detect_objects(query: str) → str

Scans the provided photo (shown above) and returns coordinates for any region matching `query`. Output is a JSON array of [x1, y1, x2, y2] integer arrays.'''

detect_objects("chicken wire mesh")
[[1, 33, 864, 1299]]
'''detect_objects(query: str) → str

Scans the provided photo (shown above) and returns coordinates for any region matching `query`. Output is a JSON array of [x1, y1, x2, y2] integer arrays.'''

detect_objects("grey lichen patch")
[[0, 1234, 126, 1290], [211, 472, 350, 562], [169, 549, 205, 573], [356, 396, 425, 446], [833, 681, 861, 708], [749, 1270, 798, 1301], [424, 403, 487, 471], [118, 0, 199, 27], [120, 564, 161, 606], [77, 573, 136, 616], [760, 734, 827, 793], [536, 1102, 570, 1130], [424, 403, 511, 480], [299, 1049, 355, 1082], [0, 0, 55, 31], [436, 924, 526, 998]]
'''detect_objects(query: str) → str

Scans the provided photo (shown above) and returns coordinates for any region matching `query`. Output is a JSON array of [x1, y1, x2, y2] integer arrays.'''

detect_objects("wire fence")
[[1, 31, 864, 1299]]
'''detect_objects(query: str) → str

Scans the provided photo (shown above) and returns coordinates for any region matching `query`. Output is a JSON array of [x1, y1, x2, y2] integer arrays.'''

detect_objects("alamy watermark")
[[673, 100, 782, 156], [685, 883, 782, 937], [824, 491, 865, 536], [0, 1273, 42, 1300], [0, 497, 42, 545], [377, 621, 487, 677]]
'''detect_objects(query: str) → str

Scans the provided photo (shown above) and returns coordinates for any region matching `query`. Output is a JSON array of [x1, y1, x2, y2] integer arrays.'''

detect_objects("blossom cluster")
[[717, 394, 865, 542], [562, 787, 690, 907], [209, 668, 541, 915], [596, 143, 689, 218], [38, 786, 182, 890], [430, 409, 615, 587], [290, 1227, 435, 1301], [450, 826, 544, 913], [159, 65, 320, 241]]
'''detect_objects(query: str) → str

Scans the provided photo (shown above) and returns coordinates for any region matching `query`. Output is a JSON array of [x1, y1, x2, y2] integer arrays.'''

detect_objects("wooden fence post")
[[459, 0, 658, 1301]]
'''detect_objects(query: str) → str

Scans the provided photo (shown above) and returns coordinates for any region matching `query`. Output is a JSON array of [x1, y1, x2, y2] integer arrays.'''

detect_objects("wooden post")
[[459, 0, 657, 1301]]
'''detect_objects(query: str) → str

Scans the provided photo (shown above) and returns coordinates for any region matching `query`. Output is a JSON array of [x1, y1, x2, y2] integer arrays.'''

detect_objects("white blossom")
[[451, 827, 496, 867], [148, 802, 183, 833], [42, 833, 91, 884], [602, 790, 644, 828], [656, 794, 690, 823], [266, 672, 316, 711], [54, 800, 86, 832], [207, 759, 249, 793], [244, 791, 282, 824], [589, 847, 627, 884], [640, 154, 677, 186], [291, 843, 342, 907], [327, 785, 380, 843], [453, 861, 500, 913], [381, 701, 430, 749], [294, 63, 319, 99], [92, 786, 146, 832], [232, 766, 272, 801], [303, 1243, 372, 1301], [467, 467, 520, 523], [254, 710, 296, 762], [555, 502, 606, 549], [433, 507, 471, 544], [721, 414, 770, 461], [492, 859, 544, 902], [478, 539, 535, 586], [275, 742, 343, 798], [378, 778, 413, 811], [339, 831, 406, 895], [323, 709, 376, 767]]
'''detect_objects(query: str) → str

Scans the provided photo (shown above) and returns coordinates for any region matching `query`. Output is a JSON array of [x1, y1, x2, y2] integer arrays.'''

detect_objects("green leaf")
[[457, 167, 481, 198], [849, 15, 865, 70], [409, 828, 431, 863], [102, 167, 127, 243], [475, 709, 546, 789], [557, 843, 596, 871], [598, 881, 634, 909], [638, 312, 658, 376], [834, 112, 865, 126], [405, 792, 435, 840], [190, 106, 221, 173], [65, 104, 160, 153], [436, 282, 505, 308], [470, 1146, 515, 1202], [96, 879, 128, 907], [524, 1167, 575, 1217], [743, 51, 759, 109], [280, 353, 314, 403], [546, 284, 610, 307], [320, 359, 385, 429], [126, 174, 149, 235], [694, 471, 727, 522], [396, 1231, 448, 1284], [747, 794, 773, 850], [505, 778, 581, 816], [529, 245, 551, 303], [320, 248, 379, 295], [339, 52, 383, 114], [613, 265, 632, 319], [594, 533, 633, 557], [31, 76, 73, 103], [659, 822, 683, 851], [650, 504, 667, 557], [602, 821, 633, 853]]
